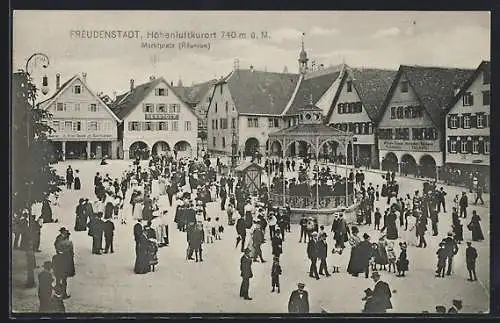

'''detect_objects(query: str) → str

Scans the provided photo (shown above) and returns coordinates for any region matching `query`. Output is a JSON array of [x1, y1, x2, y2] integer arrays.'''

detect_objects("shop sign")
[[472, 159, 484, 164], [48, 133, 116, 140], [378, 139, 440, 152], [144, 114, 179, 120]]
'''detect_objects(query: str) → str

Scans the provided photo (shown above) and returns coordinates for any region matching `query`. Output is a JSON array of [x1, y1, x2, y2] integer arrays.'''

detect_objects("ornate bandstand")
[[267, 104, 359, 223]]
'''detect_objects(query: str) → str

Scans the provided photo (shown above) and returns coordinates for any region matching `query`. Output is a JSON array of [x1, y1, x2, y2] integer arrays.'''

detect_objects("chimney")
[[249, 65, 254, 72], [150, 76, 156, 81], [112, 91, 117, 100], [82, 72, 87, 81], [56, 73, 61, 90], [171, 81, 174, 86], [130, 79, 134, 92]]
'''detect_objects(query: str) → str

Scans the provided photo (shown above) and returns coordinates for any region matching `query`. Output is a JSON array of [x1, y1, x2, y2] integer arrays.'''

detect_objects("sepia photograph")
[[10, 10, 491, 315]]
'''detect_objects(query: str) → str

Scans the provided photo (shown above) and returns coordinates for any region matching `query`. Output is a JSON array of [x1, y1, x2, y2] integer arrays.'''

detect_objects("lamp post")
[[231, 127, 237, 170], [24, 53, 50, 288]]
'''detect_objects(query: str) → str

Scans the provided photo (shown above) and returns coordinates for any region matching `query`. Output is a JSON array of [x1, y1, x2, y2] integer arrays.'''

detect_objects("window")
[[88, 121, 98, 131], [354, 123, 359, 134], [412, 128, 424, 140], [368, 123, 373, 134], [172, 121, 178, 131], [483, 70, 491, 85], [463, 115, 471, 129], [225, 101, 228, 113], [461, 140, 468, 153], [268, 118, 274, 128], [395, 128, 409, 140], [346, 81, 352, 92], [274, 118, 279, 128], [477, 114, 484, 128], [390, 107, 396, 119], [74, 103, 80, 112], [222, 137, 226, 148], [347, 103, 353, 114], [215, 103, 218, 113], [411, 106, 423, 118], [483, 91, 490, 105], [213, 137, 216, 147], [144, 122, 152, 131], [397, 106, 404, 119], [378, 128, 393, 140], [212, 119, 215, 129], [463, 92, 473, 106], [220, 85, 223, 95], [231, 117, 236, 129], [215, 119, 218, 129], [74, 85, 81, 94], [159, 122, 167, 131], [155, 88, 166, 96], [185, 121, 191, 131], [338, 103, 343, 114], [52, 120, 60, 130], [450, 140, 457, 153], [404, 106, 411, 118], [129, 122, 140, 131], [423, 128, 437, 140], [157, 104, 167, 112], [168, 104, 180, 113], [56, 103, 64, 111], [247, 117, 258, 128], [400, 81, 409, 93], [72, 121, 81, 131], [89, 103, 97, 112], [65, 121, 72, 131], [449, 115, 458, 128], [484, 141, 490, 154], [472, 141, 479, 154]]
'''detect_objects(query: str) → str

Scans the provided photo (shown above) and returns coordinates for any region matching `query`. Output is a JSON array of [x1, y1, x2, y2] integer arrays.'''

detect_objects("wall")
[[238, 115, 283, 154], [207, 82, 238, 155], [122, 79, 198, 159], [446, 69, 490, 166]]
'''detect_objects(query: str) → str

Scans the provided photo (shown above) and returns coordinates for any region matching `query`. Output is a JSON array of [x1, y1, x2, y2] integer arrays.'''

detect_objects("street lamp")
[[231, 127, 237, 170], [24, 52, 50, 288]]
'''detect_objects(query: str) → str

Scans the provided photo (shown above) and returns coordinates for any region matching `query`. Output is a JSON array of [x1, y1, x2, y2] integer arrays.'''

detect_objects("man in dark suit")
[[240, 248, 253, 300], [307, 232, 320, 280], [370, 271, 392, 313], [358, 233, 374, 278], [288, 282, 309, 313], [442, 232, 459, 276], [317, 234, 330, 277], [235, 214, 247, 252], [459, 192, 468, 218]]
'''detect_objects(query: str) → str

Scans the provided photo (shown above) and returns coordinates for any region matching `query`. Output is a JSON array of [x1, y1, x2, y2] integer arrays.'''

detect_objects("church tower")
[[298, 33, 309, 75]]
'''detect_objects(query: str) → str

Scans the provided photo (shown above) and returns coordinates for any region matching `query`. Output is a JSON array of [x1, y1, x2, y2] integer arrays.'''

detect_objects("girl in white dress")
[[405, 213, 418, 246]]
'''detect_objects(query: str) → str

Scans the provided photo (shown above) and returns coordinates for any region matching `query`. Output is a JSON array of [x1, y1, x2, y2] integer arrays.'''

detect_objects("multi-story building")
[[111, 76, 198, 160], [445, 61, 490, 180], [39, 73, 121, 160], [325, 67, 397, 168], [377, 65, 474, 177]]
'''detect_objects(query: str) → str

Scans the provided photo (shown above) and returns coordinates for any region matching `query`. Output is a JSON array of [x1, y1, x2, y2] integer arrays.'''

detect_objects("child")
[[396, 241, 409, 277], [331, 247, 344, 273], [38, 261, 54, 312], [386, 242, 397, 273], [271, 256, 282, 293], [102, 216, 115, 254], [435, 242, 446, 278], [374, 208, 381, 230], [205, 217, 214, 243], [216, 217, 224, 240], [375, 185, 380, 201], [370, 243, 378, 271]]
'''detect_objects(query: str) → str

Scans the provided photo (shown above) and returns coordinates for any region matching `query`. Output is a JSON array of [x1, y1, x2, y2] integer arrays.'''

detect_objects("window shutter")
[[470, 95, 474, 106], [447, 115, 451, 129], [471, 114, 477, 128], [485, 114, 489, 128], [459, 115, 464, 128], [447, 139, 451, 153], [467, 139, 473, 153], [478, 139, 484, 154]]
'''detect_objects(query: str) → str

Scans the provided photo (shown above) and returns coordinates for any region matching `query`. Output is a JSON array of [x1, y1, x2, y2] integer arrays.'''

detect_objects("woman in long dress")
[[381, 209, 398, 240], [41, 199, 54, 223], [346, 226, 362, 275], [404, 212, 418, 246], [469, 210, 484, 241], [74, 198, 87, 231], [158, 176, 167, 196], [134, 229, 150, 274], [374, 236, 389, 270], [74, 170, 81, 190]]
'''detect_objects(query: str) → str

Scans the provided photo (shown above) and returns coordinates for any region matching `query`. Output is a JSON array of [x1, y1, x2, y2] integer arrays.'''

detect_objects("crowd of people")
[[13, 149, 488, 314]]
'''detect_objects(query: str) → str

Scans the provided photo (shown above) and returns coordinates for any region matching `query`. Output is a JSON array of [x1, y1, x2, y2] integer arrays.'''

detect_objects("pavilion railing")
[[270, 193, 357, 209]]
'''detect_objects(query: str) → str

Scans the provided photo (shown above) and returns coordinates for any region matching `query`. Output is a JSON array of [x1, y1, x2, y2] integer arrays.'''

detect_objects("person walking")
[[240, 248, 253, 300], [442, 232, 459, 276], [468, 210, 484, 242], [271, 256, 282, 293], [38, 261, 54, 312], [52, 228, 74, 299], [370, 271, 392, 313], [317, 234, 330, 277], [465, 241, 478, 281], [435, 242, 447, 278], [459, 192, 468, 218], [307, 232, 320, 280], [288, 282, 309, 313], [235, 213, 247, 252]]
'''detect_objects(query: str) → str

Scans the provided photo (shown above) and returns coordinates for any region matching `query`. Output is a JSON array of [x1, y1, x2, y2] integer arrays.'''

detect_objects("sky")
[[13, 11, 490, 98]]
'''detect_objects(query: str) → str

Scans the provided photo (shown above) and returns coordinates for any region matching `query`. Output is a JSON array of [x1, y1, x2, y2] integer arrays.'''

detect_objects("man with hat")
[[442, 232, 459, 276], [435, 305, 446, 313], [448, 299, 462, 313], [307, 231, 320, 279], [358, 233, 374, 278], [288, 282, 309, 313], [240, 248, 253, 300], [38, 261, 54, 312], [52, 228, 74, 299], [370, 271, 392, 313]]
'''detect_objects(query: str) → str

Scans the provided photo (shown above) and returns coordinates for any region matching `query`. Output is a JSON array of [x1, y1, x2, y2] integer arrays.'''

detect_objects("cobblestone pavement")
[[11, 159, 490, 313]]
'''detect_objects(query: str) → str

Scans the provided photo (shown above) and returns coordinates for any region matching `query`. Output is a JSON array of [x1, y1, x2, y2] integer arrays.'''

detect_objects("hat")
[[435, 305, 446, 313], [362, 288, 373, 301], [452, 299, 462, 307], [370, 271, 380, 278], [243, 248, 251, 254], [273, 256, 279, 261], [59, 227, 68, 233], [363, 233, 370, 240], [311, 231, 318, 237], [297, 282, 305, 288]]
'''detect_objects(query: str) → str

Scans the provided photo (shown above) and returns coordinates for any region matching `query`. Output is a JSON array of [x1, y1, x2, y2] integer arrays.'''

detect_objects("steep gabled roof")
[[445, 61, 490, 114], [173, 79, 218, 104], [285, 69, 341, 116], [349, 67, 398, 122], [39, 74, 120, 122], [225, 69, 300, 115], [110, 77, 200, 121], [381, 65, 475, 127]]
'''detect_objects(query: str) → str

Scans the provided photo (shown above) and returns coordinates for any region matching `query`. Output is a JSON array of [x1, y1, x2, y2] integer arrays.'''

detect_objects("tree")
[[12, 71, 65, 287]]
